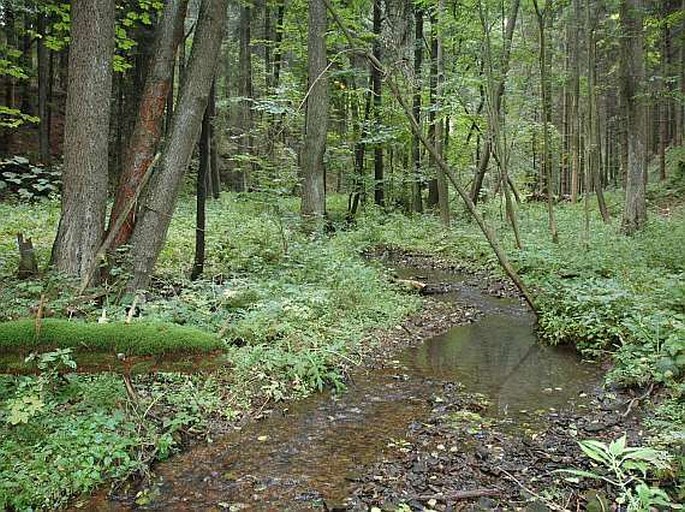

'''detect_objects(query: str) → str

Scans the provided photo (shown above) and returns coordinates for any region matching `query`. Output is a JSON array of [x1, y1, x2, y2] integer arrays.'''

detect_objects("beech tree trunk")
[[107, 0, 189, 251], [300, 0, 329, 230], [51, 0, 115, 282], [127, 0, 227, 290]]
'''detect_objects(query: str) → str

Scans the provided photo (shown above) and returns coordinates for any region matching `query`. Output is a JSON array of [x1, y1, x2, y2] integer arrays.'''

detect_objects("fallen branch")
[[418, 488, 501, 501], [500, 468, 567, 511], [78, 153, 161, 294], [622, 383, 654, 418]]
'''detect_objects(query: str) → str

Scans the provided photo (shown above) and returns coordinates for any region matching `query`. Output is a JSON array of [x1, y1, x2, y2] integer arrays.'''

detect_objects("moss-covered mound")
[[0, 319, 224, 356]]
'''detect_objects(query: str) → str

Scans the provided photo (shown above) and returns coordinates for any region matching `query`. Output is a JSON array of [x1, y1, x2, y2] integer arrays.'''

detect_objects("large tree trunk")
[[107, 0, 189, 251], [620, 0, 647, 234], [300, 0, 329, 230], [127, 0, 227, 290], [51, 0, 115, 282]]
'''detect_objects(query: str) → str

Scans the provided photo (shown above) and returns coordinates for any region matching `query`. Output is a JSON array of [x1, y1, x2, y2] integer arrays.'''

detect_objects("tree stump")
[[17, 233, 38, 278]]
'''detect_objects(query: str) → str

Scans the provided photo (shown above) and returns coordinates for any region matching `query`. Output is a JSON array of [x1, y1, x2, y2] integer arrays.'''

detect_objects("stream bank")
[[77, 253, 651, 511]]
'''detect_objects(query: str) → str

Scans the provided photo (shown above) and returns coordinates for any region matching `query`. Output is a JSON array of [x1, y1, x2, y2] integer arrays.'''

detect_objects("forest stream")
[[81, 263, 628, 511]]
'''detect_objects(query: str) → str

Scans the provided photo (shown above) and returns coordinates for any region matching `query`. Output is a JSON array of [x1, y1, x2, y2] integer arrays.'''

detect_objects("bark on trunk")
[[620, 0, 647, 234], [107, 0, 189, 251], [300, 0, 329, 230], [51, 0, 115, 283], [127, 0, 227, 290]]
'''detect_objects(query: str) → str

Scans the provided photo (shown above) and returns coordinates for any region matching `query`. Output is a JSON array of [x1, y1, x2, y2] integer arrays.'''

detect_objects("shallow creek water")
[[89, 267, 600, 511]]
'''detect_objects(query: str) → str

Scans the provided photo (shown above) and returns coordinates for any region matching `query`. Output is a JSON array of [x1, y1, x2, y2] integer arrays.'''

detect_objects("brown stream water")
[[86, 267, 600, 511]]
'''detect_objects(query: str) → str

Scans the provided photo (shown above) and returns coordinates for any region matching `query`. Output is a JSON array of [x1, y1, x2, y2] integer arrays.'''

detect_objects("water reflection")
[[409, 314, 597, 416]]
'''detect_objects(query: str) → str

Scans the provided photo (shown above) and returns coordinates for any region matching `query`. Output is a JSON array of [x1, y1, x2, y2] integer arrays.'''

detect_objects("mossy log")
[[0, 319, 224, 356]]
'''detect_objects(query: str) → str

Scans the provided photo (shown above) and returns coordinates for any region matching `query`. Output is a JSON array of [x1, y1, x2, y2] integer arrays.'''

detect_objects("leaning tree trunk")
[[469, 0, 520, 205], [51, 0, 115, 283], [620, 0, 647, 234], [107, 0, 189, 251], [300, 0, 329, 230], [127, 0, 227, 290]]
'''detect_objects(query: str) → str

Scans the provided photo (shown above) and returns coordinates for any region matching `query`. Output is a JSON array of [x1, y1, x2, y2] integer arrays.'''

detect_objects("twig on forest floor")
[[622, 383, 654, 418], [500, 468, 568, 512], [418, 488, 501, 501]]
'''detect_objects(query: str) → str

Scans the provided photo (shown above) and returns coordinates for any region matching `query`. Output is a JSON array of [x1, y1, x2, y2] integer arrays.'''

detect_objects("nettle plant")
[[0, 156, 61, 201]]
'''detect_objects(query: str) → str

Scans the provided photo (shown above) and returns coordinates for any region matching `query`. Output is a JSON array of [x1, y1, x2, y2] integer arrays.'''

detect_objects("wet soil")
[[77, 252, 649, 511]]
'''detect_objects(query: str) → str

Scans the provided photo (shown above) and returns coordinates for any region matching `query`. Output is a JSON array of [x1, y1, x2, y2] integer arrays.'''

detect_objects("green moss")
[[0, 319, 224, 356]]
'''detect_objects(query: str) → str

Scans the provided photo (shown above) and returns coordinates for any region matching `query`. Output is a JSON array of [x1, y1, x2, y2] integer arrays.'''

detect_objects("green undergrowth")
[[0, 193, 418, 510], [1, 188, 682, 509], [0, 319, 223, 356], [0, 349, 229, 511], [345, 194, 684, 391], [345, 190, 684, 487]]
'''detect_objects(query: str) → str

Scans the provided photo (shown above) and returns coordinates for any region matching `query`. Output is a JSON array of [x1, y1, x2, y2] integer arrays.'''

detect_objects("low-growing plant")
[[0, 156, 61, 201], [557, 435, 679, 511]]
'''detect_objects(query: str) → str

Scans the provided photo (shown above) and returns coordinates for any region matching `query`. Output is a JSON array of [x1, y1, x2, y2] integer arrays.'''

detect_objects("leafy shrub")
[[0, 156, 61, 202], [557, 435, 677, 511]]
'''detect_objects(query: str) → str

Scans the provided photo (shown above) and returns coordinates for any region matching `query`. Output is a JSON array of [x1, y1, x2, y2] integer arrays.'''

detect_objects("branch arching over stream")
[[321, 0, 537, 313]]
